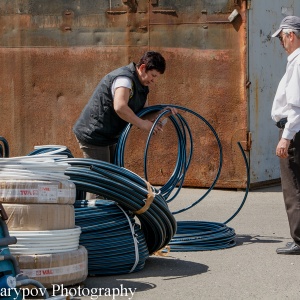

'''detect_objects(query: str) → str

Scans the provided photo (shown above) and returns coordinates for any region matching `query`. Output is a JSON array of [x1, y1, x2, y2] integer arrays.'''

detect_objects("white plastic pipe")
[[9, 227, 81, 255]]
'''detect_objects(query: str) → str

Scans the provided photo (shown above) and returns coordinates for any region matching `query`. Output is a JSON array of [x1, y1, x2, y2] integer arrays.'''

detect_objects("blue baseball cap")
[[272, 15, 300, 37]]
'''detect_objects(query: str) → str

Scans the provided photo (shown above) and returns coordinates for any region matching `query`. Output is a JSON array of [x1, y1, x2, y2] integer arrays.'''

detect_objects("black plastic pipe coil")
[[28, 147, 176, 272], [114, 105, 250, 251], [56, 158, 177, 255], [114, 104, 223, 214], [74, 199, 149, 275], [28, 103, 249, 253]]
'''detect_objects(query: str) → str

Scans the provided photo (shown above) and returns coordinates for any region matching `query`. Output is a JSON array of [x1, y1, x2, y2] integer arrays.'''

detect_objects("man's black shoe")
[[276, 242, 300, 254]]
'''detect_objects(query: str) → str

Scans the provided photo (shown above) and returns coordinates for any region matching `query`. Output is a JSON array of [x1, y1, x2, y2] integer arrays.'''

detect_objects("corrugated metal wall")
[[0, 0, 249, 188]]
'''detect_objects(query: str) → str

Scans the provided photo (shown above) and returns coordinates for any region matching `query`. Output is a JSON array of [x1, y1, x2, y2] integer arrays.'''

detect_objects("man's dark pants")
[[280, 129, 300, 245]]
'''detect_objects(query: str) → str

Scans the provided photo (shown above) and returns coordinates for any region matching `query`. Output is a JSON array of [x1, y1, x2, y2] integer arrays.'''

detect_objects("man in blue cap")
[[271, 15, 300, 254]]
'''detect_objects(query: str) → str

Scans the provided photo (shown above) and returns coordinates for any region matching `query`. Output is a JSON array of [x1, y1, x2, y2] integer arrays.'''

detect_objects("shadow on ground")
[[235, 234, 286, 246], [82, 256, 208, 293]]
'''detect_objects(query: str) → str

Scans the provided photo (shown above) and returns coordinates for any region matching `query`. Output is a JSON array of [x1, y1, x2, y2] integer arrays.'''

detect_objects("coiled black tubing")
[[114, 104, 250, 251], [28, 104, 249, 254]]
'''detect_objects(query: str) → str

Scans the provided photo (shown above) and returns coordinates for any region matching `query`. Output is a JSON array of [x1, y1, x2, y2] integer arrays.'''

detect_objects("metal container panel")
[[0, 0, 249, 188], [248, 0, 300, 187], [144, 0, 248, 188]]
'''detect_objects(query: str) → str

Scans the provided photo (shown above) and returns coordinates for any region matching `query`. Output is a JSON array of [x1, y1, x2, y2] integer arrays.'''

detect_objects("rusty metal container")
[[0, 0, 297, 189]]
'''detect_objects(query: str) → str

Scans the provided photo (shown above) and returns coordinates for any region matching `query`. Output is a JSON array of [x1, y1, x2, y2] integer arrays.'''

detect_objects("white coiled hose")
[[9, 227, 81, 255]]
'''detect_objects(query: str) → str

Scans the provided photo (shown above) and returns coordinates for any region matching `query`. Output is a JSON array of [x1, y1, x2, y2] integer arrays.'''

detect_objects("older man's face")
[[278, 31, 294, 54]]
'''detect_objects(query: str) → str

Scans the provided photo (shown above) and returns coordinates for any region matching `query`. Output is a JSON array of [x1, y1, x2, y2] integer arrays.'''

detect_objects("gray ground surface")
[[47, 185, 300, 300]]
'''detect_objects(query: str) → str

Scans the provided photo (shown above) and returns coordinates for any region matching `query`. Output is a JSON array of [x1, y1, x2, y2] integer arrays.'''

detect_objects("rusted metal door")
[[0, 0, 248, 188], [134, 0, 249, 189], [0, 0, 150, 156]]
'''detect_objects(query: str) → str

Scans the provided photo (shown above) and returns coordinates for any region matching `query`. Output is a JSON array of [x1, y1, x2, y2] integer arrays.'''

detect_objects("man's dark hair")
[[137, 51, 166, 74]]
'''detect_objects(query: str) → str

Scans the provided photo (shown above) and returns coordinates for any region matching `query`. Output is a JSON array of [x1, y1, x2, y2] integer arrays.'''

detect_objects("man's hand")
[[276, 138, 290, 158], [159, 106, 178, 117], [150, 106, 178, 132], [142, 106, 178, 135]]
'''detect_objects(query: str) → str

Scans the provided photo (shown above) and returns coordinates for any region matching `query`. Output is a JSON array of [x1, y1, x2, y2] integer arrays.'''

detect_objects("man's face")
[[278, 31, 293, 54], [138, 64, 161, 86]]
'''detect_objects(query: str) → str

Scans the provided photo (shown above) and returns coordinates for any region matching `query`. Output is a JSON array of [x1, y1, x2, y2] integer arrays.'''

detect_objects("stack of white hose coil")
[[0, 148, 88, 288], [27, 146, 177, 271]]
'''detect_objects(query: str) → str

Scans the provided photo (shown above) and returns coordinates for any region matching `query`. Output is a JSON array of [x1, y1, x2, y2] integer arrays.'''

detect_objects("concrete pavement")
[[56, 185, 300, 300]]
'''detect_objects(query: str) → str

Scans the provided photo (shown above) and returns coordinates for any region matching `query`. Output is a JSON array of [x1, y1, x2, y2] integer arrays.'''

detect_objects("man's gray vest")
[[73, 62, 149, 146]]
